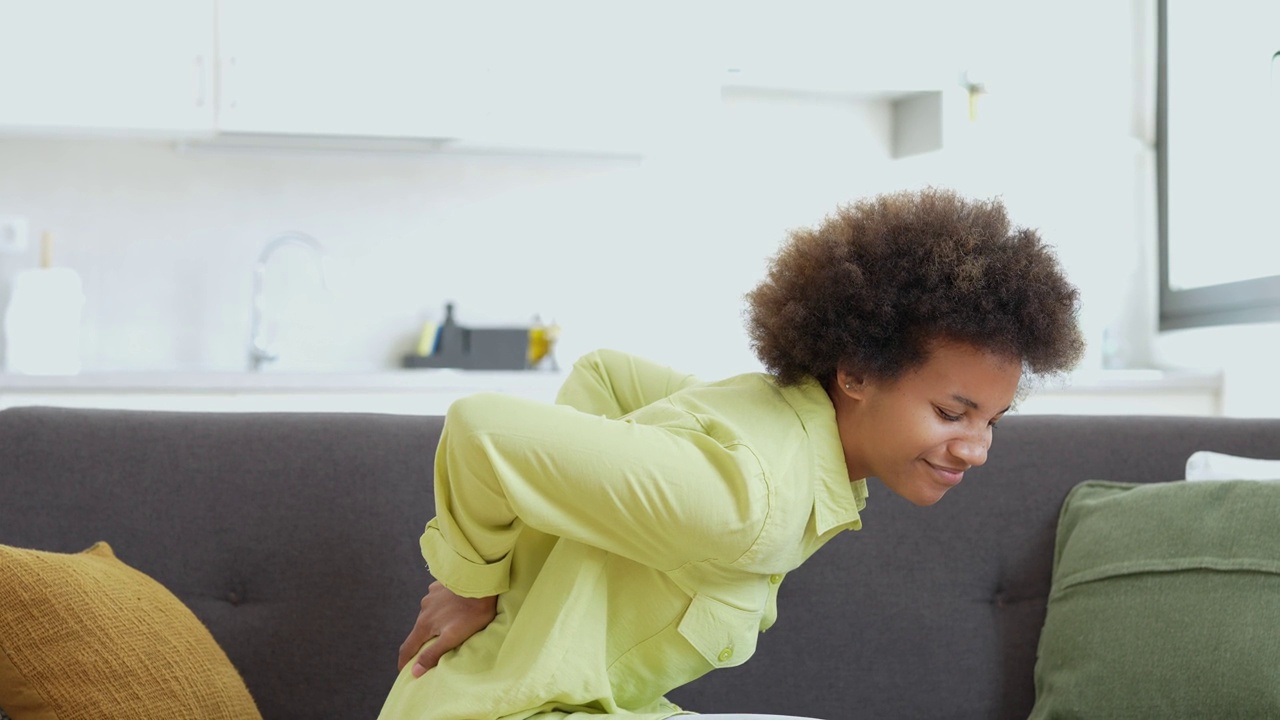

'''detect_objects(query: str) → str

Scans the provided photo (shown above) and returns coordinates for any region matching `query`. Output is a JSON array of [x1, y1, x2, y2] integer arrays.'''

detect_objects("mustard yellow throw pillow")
[[0, 542, 262, 720]]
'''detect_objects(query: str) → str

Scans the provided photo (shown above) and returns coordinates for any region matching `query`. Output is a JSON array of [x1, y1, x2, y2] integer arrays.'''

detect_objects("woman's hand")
[[397, 580, 498, 678]]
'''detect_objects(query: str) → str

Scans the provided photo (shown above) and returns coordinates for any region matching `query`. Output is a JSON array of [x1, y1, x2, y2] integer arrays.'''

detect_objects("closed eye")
[[935, 407, 963, 422], [939, 405, 1003, 432]]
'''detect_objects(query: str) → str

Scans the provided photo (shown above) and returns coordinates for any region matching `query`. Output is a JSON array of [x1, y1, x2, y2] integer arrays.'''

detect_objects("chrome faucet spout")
[[248, 232, 328, 372]]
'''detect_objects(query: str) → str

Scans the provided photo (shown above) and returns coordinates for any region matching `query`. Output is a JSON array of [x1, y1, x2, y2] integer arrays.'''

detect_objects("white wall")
[[0, 93, 901, 379]]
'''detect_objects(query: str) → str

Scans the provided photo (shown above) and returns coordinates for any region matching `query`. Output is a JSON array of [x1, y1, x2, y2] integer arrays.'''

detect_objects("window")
[[1158, 0, 1280, 330]]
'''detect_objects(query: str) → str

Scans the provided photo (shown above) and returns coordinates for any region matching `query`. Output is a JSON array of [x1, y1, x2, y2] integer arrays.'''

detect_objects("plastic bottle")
[[3, 232, 85, 375]]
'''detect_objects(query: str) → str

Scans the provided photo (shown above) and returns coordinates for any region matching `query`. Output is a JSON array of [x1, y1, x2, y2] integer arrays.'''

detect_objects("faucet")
[[248, 232, 328, 371]]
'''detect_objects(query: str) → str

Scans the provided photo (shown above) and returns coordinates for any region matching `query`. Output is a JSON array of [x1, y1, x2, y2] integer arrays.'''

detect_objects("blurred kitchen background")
[[0, 0, 1274, 415]]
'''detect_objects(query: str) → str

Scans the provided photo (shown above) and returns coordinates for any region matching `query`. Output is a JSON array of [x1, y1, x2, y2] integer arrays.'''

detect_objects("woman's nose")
[[951, 432, 990, 467]]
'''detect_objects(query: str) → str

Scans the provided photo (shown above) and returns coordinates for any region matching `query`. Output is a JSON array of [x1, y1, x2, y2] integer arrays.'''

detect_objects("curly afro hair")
[[745, 188, 1084, 387]]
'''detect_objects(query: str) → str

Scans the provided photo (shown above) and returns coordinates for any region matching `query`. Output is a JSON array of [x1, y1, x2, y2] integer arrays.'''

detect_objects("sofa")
[[3, 404, 1279, 720]]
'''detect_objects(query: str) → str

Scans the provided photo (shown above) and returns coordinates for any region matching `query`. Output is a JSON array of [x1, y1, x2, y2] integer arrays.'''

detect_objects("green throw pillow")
[[1030, 480, 1280, 719]]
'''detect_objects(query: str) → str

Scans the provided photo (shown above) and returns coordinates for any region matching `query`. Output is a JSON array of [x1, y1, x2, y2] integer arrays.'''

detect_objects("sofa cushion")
[[1185, 450, 1280, 481], [0, 541, 262, 720], [1029, 480, 1280, 718]]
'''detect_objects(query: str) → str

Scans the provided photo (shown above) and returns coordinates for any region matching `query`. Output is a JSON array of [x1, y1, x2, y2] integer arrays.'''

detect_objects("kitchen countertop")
[[0, 369, 568, 393], [0, 367, 1225, 417], [1029, 367, 1223, 393], [0, 367, 1221, 394]]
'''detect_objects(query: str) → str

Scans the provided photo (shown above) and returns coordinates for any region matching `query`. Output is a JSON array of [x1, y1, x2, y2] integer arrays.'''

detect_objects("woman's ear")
[[835, 368, 868, 399]]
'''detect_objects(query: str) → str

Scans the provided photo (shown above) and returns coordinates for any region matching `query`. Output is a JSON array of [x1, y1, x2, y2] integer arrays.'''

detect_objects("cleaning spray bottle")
[[3, 231, 85, 375]]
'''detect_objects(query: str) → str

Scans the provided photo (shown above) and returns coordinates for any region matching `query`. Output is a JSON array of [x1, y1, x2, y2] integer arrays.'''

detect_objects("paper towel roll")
[[3, 267, 85, 375]]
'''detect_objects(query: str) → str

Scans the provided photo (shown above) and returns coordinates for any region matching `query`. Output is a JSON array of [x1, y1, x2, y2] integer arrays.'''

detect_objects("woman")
[[378, 188, 1085, 719]]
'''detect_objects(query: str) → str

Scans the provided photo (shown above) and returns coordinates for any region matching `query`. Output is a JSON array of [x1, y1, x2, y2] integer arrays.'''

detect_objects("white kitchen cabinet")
[[710, 2, 964, 97], [0, 1, 967, 154], [214, 1, 716, 155], [448, 3, 719, 155], [214, 0, 472, 140], [0, 0, 215, 133], [0, 0, 717, 154]]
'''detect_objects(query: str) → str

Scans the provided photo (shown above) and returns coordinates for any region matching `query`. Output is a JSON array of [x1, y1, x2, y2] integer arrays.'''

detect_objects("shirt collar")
[[775, 377, 867, 535]]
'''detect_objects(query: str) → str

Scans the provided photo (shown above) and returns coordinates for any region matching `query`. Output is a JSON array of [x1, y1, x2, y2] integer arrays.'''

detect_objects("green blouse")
[[378, 349, 867, 720]]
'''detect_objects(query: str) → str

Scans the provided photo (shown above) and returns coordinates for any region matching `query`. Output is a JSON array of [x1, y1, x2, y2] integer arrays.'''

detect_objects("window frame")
[[1156, 0, 1280, 331]]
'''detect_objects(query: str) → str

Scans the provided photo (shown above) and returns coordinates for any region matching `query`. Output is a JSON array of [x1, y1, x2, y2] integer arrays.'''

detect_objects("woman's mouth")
[[926, 461, 966, 487]]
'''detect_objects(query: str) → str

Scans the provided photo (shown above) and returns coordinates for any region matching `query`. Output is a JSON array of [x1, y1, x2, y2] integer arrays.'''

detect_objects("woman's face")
[[831, 341, 1022, 506]]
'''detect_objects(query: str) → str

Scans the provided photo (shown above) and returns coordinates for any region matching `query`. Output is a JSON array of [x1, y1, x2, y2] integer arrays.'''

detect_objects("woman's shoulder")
[[658, 374, 821, 457], [668, 372, 792, 418]]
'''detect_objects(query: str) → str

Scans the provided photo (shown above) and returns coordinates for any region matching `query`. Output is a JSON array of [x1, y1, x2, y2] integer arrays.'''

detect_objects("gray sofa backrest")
[[2, 407, 440, 720], [3, 406, 1279, 720], [668, 413, 1280, 719]]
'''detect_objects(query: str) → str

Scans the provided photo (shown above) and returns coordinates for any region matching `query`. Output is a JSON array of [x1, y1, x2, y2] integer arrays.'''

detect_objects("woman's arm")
[[402, 353, 733, 677], [422, 392, 763, 599], [554, 349, 701, 418]]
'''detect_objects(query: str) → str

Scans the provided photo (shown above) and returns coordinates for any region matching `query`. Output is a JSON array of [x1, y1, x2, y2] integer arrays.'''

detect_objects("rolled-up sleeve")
[[420, 392, 765, 598]]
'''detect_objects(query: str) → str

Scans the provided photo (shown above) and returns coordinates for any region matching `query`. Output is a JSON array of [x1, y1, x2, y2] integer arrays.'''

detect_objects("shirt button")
[[718, 647, 733, 662], [769, 574, 783, 585]]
